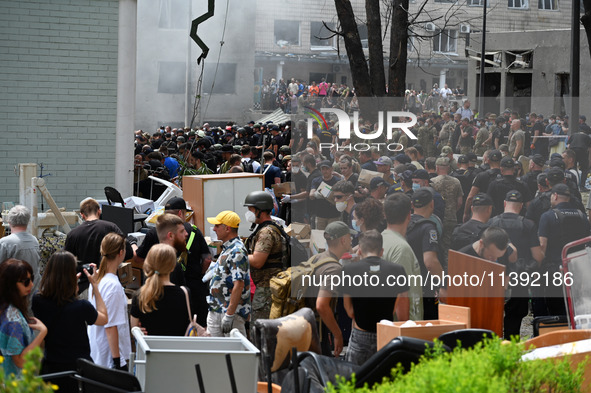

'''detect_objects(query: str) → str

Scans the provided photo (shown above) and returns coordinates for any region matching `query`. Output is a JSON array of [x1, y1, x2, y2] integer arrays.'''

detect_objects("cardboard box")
[[317, 181, 336, 205], [358, 169, 382, 187], [272, 182, 295, 197], [127, 267, 142, 290], [286, 222, 311, 239], [205, 236, 223, 257], [117, 262, 133, 287], [376, 304, 471, 350], [310, 229, 327, 255]]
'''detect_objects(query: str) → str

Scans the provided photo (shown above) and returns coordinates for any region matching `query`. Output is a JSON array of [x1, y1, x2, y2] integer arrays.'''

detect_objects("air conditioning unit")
[[460, 24, 471, 34], [332, 64, 342, 73], [424, 22, 436, 32]]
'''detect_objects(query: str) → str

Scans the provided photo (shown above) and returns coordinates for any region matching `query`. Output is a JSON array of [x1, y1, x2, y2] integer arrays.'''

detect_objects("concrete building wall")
[[0, 0, 119, 210], [254, 0, 579, 93], [467, 29, 591, 116], [134, 0, 256, 130]]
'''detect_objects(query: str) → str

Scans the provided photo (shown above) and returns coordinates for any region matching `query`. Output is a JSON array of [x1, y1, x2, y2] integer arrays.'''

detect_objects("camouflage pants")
[[251, 286, 272, 325]]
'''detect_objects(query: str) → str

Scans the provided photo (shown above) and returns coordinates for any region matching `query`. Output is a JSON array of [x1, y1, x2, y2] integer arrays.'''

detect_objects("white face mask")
[[292, 166, 301, 174], [335, 201, 348, 212], [245, 210, 256, 223]]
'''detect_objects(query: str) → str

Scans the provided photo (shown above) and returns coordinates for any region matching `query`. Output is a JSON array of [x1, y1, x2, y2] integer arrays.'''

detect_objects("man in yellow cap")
[[205, 211, 251, 337]]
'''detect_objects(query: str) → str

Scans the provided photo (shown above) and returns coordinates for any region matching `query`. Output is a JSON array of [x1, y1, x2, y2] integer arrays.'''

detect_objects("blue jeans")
[[345, 327, 377, 366]]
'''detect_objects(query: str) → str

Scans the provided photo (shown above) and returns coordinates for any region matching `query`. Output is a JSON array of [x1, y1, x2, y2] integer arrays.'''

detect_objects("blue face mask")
[[412, 183, 421, 191], [352, 219, 361, 232]]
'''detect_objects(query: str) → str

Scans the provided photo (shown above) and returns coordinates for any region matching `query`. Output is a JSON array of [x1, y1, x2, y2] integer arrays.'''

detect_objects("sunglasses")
[[20, 277, 33, 286]]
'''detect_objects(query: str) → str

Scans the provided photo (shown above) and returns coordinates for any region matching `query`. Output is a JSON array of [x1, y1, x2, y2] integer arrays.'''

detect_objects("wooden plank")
[[439, 304, 471, 328], [524, 329, 591, 350], [377, 320, 467, 350], [182, 176, 205, 235], [376, 305, 470, 350], [446, 250, 506, 337], [524, 330, 591, 391]]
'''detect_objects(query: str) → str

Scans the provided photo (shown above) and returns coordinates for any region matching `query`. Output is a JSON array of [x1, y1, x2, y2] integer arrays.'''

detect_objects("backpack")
[[242, 159, 254, 173], [269, 255, 337, 319]]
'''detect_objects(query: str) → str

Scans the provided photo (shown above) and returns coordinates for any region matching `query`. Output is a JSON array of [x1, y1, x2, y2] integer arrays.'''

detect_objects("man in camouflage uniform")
[[417, 117, 437, 158], [244, 191, 286, 324], [473, 118, 491, 157], [430, 157, 464, 262], [457, 117, 474, 155], [206, 210, 251, 337], [438, 112, 455, 153], [440, 146, 458, 171]]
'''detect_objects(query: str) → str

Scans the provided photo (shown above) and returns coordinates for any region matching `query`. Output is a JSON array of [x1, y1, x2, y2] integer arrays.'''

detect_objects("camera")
[[81, 263, 94, 275]]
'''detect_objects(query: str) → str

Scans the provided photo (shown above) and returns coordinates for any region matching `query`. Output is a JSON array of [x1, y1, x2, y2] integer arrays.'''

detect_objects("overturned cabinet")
[[183, 173, 264, 239]]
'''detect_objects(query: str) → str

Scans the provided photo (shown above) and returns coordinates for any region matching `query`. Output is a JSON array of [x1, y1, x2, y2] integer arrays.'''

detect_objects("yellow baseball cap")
[[207, 210, 240, 228]]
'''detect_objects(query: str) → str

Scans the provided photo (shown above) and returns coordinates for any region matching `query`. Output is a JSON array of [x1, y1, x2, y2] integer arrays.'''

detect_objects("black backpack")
[[242, 159, 255, 173]]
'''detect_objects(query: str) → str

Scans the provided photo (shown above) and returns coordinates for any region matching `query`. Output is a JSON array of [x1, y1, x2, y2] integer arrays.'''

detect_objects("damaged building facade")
[[467, 29, 591, 116]]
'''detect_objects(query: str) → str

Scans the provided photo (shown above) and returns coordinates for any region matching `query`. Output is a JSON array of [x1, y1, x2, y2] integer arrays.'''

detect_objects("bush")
[[0, 347, 57, 392], [327, 338, 587, 393]]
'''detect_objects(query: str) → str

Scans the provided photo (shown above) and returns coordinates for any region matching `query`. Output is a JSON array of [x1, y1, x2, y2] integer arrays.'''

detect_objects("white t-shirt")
[[440, 87, 452, 98], [88, 273, 131, 367]]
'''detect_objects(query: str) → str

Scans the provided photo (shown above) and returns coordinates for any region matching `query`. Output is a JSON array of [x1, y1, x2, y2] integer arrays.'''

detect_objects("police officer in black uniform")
[[526, 168, 585, 227], [405, 188, 444, 320], [463, 150, 502, 223], [538, 183, 590, 316], [452, 155, 475, 222], [520, 154, 545, 198], [451, 193, 493, 251], [486, 156, 532, 218], [466, 152, 481, 175], [548, 156, 583, 200], [488, 190, 544, 338]]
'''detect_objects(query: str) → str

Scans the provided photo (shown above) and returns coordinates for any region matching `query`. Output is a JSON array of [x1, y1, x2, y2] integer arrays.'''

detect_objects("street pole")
[[478, 0, 487, 117], [570, 0, 580, 134]]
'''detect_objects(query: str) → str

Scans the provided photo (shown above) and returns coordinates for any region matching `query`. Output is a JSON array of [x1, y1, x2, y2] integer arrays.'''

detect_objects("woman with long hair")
[[130, 244, 190, 336], [32, 251, 108, 393], [0, 259, 47, 376], [87, 233, 132, 370]]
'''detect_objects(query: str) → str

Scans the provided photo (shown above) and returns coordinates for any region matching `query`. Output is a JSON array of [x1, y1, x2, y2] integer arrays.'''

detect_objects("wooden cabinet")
[[183, 173, 264, 239]]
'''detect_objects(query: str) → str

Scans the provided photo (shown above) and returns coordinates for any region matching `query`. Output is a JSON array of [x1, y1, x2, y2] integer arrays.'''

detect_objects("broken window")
[[274, 20, 300, 47], [358, 24, 369, 49], [310, 22, 336, 48], [506, 50, 533, 69], [432, 29, 458, 54], [203, 63, 237, 94], [538, 0, 558, 10], [158, 0, 187, 29], [508, 0, 529, 8]]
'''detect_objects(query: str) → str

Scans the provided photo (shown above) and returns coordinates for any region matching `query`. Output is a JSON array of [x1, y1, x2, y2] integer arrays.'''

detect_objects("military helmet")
[[244, 191, 274, 211]]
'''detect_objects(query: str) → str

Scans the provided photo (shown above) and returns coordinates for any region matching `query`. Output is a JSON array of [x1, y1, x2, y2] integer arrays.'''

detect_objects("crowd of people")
[[258, 77, 356, 113], [128, 99, 591, 361], [3, 99, 591, 385], [258, 77, 469, 115]]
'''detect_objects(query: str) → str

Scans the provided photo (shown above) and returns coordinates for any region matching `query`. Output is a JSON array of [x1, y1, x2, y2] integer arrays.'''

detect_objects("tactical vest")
[[552, 208, 588, 249], [245, 221, 286, 270]]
